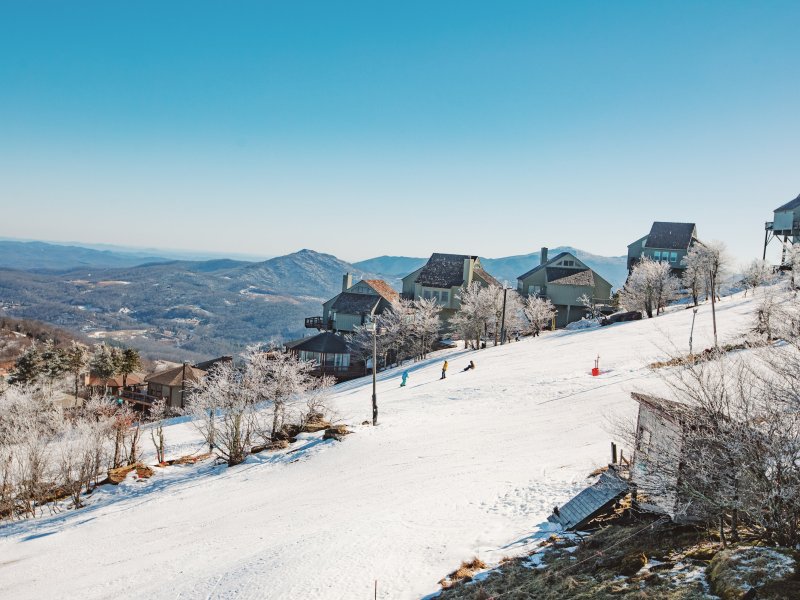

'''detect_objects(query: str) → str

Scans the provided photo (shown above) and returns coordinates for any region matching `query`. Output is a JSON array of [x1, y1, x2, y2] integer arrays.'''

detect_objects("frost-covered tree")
[[577, 293, 602, 320], [619, 257, 679, 318], [681, 245, 706, 307], [522, 296, 556, 336], [741, 258, 772, 297], [149, 398, 169, 464], [450, 282, 494, 349], [784, 241, 800, 290], [188, 360, 259, 466]]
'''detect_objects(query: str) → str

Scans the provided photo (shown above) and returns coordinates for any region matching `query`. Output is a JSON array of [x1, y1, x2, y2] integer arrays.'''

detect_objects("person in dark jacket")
[[463, 360, 475, 371]]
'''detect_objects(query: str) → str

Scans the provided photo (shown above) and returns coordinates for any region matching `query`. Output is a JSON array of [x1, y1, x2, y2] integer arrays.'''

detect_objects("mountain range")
[[0, 240, 627, 361]]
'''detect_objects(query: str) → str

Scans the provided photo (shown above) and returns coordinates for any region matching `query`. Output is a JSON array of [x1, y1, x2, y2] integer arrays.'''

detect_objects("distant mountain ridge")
[[0, 240, 172, 271]]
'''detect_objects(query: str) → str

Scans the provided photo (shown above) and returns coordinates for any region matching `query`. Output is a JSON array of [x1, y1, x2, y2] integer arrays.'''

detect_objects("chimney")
[[463, 258, 472, 285], [540, 247, 549, 265], [342, 272, 352, 292]]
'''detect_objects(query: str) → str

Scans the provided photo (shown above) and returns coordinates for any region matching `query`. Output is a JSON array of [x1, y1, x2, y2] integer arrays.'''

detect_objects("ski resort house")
[[285, 331, 359, 379], [401, 253, 500, 319], [144, 363, 207, 410], [516, 247, 613, 328], [763, 192, 800, 263], [627, 221, 700, 275], [305, 274, 399, 334]]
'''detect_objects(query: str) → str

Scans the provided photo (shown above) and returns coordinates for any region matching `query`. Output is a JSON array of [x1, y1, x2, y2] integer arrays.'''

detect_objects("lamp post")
[[500, 284, 509, 344], [365, 318, 379, 425]]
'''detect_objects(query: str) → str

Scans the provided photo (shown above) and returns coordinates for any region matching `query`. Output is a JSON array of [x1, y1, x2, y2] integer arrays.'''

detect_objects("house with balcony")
[[305, 274, 399, 334], [763, 192, 800, 264], [401, 253, 500, 319], [627, 222, 700, 275], [517, 247, 613, 328]]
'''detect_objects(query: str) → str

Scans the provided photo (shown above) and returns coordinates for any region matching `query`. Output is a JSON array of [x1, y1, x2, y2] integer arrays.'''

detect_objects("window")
[[432, 291, 440, 302], [653, 251, 661, 260], [441, 291, 449, 303], [670, 252, 678, 263], [423, 290, 431, 299], [563, 260, 574, 267]]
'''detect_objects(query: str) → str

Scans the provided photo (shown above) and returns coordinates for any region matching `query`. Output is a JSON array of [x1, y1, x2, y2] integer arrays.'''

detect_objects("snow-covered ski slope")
[[0, 290, 770, 599]]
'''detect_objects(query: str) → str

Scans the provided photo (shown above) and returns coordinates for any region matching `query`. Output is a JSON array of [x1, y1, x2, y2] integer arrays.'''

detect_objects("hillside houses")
[[627, 221, 700, 275], [401, 253, 499, 319], [517, 247, 613, 327]]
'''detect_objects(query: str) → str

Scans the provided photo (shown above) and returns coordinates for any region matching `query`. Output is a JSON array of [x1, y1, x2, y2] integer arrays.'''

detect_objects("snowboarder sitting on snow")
[[441, 360, 448, 379], [462, 360, 475, 372], [400, 370, 409, 387]]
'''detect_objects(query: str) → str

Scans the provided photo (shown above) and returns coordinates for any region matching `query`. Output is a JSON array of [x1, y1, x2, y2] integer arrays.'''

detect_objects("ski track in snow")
[[0, 288, 778, 599]]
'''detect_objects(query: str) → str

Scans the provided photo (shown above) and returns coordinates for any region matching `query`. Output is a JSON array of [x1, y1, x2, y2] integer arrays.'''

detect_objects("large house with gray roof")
[[764, 192, 800, 263], [627, 221, 700, 275], [401, 253, 499, 319], [517, 247, 613, 328]]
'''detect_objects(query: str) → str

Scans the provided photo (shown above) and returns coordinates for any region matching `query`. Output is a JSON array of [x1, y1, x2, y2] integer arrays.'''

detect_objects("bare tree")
[[149, 398, 168, 464], [577, 293, 602, 320]]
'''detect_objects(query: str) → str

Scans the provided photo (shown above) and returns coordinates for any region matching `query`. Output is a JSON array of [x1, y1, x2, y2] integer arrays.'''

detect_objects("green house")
[[517, 247, 613, 328], [627, 222, 700, 275]]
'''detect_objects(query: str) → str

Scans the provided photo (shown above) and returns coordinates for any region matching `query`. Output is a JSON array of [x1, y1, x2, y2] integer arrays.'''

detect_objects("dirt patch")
[[439, 557, 488, 589], [708, 547, 800, 600], [323, 425, 351, 441], [169, 452, 213, 466]]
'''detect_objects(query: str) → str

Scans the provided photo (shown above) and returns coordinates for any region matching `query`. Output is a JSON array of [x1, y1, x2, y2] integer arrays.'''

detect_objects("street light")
[[365, 318, 380, 425]]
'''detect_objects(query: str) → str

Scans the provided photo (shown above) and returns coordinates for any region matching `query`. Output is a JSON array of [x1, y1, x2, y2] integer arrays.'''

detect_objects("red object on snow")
[[591, 367, 600, 376], [592, 355, 600, 376]]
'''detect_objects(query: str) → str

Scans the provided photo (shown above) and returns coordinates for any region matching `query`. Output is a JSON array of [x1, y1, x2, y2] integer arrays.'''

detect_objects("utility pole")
[[372, 326, 378, 425], [689, 308, 698, 355], [500, 286, 508, 344], [180, 361, 187, 409]]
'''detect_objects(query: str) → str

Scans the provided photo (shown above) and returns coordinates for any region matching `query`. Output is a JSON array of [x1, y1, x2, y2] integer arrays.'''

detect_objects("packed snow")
[[0, 289, 774, 599]]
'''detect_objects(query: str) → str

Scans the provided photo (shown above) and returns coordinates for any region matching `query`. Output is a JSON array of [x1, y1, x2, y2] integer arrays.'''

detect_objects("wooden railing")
[[121, 390, 160, 407]]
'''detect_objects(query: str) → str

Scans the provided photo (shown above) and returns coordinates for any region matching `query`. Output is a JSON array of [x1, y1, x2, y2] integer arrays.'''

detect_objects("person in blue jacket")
[[400, 370, 409, 387]]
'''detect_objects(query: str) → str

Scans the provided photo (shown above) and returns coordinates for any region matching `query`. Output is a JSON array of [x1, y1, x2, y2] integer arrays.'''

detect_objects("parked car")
[[600, 311, 642, 326]]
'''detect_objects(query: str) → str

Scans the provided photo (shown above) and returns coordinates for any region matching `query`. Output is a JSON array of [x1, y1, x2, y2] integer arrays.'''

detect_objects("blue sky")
[[1, 1, 798, 264]]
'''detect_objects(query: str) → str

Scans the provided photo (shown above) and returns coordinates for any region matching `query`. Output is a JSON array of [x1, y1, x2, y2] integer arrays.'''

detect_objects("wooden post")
[[611, 442, 617, 464]]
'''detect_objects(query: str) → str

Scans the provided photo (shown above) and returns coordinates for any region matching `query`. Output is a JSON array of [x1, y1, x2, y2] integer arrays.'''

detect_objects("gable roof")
[[415, 253, 476, 288], [331, 292, 381, 315], [285, 332, 349, 354], [775, 192, 800, 212], [473, 266, 500, 287], [193, 356, 233, 371], [548, 268, 595, 287], [363, 280, 399, 303], [517, 251, 571, 281], [145, 364, 207, 387], [87, 373, 144, 387], [631, 392, 703, 426], [644, 222, 696, 250]]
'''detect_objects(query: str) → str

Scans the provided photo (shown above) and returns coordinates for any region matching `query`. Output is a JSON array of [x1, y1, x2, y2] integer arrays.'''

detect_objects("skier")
[[441, 360, 448, 379], [400, 370, 409, 387], [462, 360, 475, 372]]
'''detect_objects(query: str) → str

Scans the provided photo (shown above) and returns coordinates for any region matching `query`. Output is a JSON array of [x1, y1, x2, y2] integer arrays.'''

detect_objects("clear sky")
[[1, 1, 798, 264]]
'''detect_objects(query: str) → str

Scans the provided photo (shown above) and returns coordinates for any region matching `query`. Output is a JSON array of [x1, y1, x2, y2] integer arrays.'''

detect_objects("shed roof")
[[775, 192, 800, 212], [631, 392, 703, 426], [644, 222, 697, 250], [416, 253, 476, 288], [285, 332, 349, 355], [145, 364, 207, 387], [548, 268, 595, 287], [331, 292, 381, 314], [193, 356, 233, 371], [362, 280, 399, 303], [548, 469, 629, 530]]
